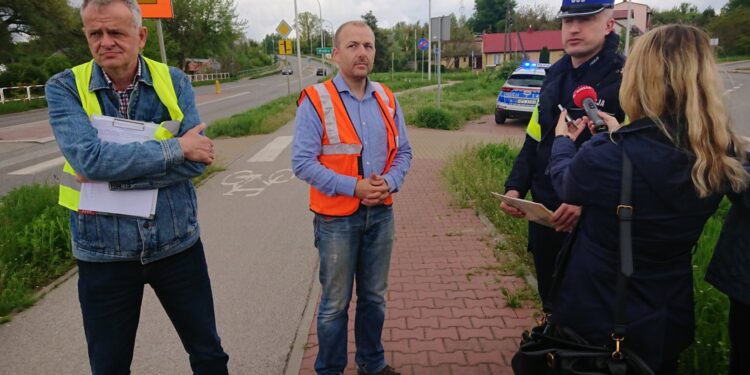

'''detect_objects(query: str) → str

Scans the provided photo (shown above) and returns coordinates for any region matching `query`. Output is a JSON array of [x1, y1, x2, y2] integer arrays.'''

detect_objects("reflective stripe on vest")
[[59, 57, 184, 211], [302, 80, 399, 216], [526, 105, 542, 142]]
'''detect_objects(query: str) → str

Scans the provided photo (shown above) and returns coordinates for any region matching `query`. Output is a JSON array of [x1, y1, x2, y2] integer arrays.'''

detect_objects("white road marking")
[[0, 146, 61, 170], [8, 156, 66, 175], [197, 91, 251, 107], [247, 136, 294, 162]]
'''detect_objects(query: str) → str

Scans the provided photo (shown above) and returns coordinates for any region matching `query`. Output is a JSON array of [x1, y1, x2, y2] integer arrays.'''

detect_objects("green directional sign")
[[316, 47, 332, 55]]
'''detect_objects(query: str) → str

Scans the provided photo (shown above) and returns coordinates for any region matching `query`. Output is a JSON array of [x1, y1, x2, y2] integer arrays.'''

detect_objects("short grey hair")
[[334, 21, 373, 48], [81, 0, 143, 28]]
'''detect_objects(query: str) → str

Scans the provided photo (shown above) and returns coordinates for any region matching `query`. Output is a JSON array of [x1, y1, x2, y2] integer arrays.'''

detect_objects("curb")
[[476, 213, 539, 291], [283, 262, 320, 375]]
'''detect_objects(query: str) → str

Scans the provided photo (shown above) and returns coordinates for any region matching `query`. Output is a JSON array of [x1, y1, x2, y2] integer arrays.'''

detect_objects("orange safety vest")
[[298, 79, 399, 216]]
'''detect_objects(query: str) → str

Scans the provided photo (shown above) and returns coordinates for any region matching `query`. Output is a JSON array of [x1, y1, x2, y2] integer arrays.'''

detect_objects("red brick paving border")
[[299, 122, 535, 375]]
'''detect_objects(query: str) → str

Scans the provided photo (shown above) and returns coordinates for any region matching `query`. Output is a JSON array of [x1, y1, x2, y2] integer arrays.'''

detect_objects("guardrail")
[[236, 64, 279, 78], [0, 85, 46, 104], [187, 72, 230, 82]]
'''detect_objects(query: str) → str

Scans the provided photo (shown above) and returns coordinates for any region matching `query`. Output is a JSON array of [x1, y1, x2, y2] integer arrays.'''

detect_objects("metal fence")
[[0, 85, 46, 104], [187, 72, 230, 82]]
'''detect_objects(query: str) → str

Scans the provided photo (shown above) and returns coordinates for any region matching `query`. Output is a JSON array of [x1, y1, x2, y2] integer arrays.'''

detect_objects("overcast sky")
[[238, 0, 727, 41]]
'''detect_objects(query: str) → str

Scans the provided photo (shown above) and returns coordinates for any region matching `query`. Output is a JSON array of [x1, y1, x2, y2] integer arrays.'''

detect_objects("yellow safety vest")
[[59, 57, 184, 211], [526, 106, 542, 142]]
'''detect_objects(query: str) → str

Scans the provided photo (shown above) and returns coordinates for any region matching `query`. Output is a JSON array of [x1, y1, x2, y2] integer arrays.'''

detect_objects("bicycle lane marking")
[[222, 135, 297, 197]]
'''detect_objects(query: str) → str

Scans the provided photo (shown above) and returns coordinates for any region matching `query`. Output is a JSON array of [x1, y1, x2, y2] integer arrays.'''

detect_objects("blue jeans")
[[77, 239, 229, 375], [313, 205, 395, 375]]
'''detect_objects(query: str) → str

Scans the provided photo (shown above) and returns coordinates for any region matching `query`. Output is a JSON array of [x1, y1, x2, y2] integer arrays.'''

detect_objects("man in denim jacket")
[[45, 0, 228, 373]]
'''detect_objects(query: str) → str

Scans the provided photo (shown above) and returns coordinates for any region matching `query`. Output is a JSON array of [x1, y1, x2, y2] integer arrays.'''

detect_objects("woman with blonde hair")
[[547, 24, 747, 374]]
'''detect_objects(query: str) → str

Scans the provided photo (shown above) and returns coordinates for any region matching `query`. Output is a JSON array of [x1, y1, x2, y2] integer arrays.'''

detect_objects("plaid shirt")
[[101, 60, 142, 119]]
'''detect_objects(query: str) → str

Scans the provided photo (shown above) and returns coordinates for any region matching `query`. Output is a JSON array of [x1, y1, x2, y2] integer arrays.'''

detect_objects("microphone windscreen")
[[573, 85, 598, 108]]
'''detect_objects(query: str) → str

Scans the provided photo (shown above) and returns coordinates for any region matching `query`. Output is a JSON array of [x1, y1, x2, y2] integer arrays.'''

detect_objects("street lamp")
[[314, 0, 324, 66]]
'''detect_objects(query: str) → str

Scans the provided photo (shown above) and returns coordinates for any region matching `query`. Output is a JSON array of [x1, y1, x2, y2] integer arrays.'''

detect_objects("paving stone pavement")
[[298, 117, 537, 375]]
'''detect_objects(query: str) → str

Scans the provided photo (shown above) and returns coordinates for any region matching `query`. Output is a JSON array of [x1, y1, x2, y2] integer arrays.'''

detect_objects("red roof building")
[[481, 30, 565, 68]]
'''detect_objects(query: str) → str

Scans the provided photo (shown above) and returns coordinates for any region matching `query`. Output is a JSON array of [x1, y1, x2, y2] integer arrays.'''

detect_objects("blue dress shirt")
[[292, 74, 412, 198]]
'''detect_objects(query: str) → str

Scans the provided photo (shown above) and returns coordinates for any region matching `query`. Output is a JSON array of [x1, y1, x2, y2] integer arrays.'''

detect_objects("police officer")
[[500, 0, 626, 302]]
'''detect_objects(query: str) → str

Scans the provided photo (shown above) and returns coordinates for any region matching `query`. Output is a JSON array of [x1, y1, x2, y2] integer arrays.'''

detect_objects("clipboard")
[[491, 192, 554, 228], [76, 115, 160, 219]]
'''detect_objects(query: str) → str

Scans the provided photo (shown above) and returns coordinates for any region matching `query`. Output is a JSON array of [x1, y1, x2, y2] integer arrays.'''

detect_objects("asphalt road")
[[0, 55, 325, 196], [719, 61, 750, 137]]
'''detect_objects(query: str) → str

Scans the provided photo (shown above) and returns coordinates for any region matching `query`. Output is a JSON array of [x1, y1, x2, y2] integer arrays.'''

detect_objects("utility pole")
[[294, 0, 303, 92], [414, 27, 417, 72], [428, 0, 432, 81], [624, 0, 633, 56]]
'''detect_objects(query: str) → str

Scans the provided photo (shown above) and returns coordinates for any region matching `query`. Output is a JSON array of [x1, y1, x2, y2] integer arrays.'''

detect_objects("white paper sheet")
[[77, 115, 160, 219]]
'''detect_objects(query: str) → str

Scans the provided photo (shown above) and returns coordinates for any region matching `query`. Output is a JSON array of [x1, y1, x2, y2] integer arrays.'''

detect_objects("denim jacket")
[[46, 55, 205, 263]]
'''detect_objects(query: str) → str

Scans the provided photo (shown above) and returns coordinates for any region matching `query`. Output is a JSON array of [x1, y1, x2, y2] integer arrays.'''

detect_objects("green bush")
[[42, 54, 71, 77], [0, 63, 48, 87], [414, 107, 459, 130], [0, 184, 72, 322]]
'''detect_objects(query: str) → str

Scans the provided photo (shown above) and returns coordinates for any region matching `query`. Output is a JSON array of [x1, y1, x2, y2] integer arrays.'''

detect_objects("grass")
[[398, 72, 503, 130], [369, 71, 479, 92], [192, 163, 227, 187], [0, 98, 48, 115], [443, 143, 734, 374], [0, 184, 73, 323], [205, 95, 297, 138], [718, 55, 750, 63]]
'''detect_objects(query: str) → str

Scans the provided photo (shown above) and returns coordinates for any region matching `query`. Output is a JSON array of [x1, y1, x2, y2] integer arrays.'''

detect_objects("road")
[[719, 61, 750, 137], [0, 56, 324, 196]]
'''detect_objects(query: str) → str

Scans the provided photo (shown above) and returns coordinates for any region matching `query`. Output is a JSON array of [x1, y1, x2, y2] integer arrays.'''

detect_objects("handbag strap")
[[613, 148, 634, 338]]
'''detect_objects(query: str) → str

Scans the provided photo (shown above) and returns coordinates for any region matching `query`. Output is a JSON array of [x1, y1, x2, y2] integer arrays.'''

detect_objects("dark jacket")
[[548, 118, 723, 370], [505, 32, 626, 210], [707, 186, 750, 305]]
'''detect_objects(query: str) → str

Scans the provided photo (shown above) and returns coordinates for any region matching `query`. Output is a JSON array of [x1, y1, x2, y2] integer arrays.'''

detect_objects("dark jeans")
[[528, 222, 568, 302], [730, 298, 750, 375], [77, 239, 228, 375]]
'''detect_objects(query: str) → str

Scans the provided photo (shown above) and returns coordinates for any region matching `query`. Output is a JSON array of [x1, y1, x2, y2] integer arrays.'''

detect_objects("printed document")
[[77, 115, 160, 219], [491, 192, 554, 228]]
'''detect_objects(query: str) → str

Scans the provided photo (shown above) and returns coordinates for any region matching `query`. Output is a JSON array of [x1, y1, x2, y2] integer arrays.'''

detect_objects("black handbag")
[[511, 150, 655, 375]]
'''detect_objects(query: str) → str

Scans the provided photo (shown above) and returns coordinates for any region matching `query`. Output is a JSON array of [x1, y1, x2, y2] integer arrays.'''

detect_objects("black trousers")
[[527, 222, 568, 303], [729, 298, 750, 375]]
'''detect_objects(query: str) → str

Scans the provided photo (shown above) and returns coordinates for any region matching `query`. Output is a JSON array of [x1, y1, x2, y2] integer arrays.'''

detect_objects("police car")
[[495, 62, 549, 124]]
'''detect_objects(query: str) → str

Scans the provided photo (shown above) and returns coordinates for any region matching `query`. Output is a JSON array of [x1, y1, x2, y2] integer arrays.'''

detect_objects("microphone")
[[572, 85, 608, 133]]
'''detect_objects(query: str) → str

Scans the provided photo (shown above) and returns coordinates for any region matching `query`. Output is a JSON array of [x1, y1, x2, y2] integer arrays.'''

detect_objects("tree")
[[162, 0, 247, 66], [723, 0, 750, 12], [513, 4, 559, 31], [539, 47, 550, 63], [361, 11, 390, 72], [295, 11, 321, 56], [650, 2, 714, 27], [0, 0, 82, 63], [467, 0, 516, 33], [709, 7, 750, 56]]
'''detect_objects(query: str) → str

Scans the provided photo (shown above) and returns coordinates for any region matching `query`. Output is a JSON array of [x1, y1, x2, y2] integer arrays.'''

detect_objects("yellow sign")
[[138, 0, 173, 19], [276, 20, 292, 38], [278, 40, 293, 55]]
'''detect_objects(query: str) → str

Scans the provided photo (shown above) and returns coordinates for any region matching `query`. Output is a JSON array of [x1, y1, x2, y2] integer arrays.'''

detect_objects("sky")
[[238, 0, 729, 41]]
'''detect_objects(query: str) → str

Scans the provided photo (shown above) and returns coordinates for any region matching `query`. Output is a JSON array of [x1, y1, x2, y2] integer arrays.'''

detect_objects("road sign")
[[430, 16, 451, 41], [279, 40, 293, 55], [316, 47, 332, 55], [710, 38, 719, 46], [276, 20, 292, 38], [138, 0, 173, 18], [417, 37, 429, 51]]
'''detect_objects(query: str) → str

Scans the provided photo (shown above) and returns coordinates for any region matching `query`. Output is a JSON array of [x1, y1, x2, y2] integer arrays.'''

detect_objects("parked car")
[[495, 62, 549, 125], [316, 67, 327, 76], [281, 66, 293, 75]]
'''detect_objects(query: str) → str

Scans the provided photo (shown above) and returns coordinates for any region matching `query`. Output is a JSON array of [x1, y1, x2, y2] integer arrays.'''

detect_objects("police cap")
[[558, 0, 614, 18]]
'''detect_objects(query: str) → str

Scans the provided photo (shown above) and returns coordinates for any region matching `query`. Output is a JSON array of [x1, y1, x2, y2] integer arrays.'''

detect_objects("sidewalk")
[[298, 117, 536, 375]]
